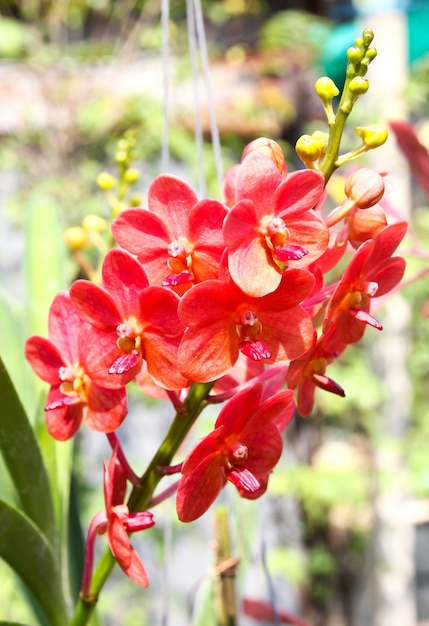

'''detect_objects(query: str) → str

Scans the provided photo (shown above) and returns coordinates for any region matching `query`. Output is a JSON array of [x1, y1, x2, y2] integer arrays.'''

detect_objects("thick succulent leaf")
[[0, 356, 58, 548], [0, 500, 69, 626]]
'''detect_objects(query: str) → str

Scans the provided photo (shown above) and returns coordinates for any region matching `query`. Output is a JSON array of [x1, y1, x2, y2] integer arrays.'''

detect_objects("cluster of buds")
[[24, 29, 408, 601]]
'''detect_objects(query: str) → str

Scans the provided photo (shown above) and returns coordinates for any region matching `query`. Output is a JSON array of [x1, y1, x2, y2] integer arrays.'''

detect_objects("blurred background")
[[0, 0, 429, 625]]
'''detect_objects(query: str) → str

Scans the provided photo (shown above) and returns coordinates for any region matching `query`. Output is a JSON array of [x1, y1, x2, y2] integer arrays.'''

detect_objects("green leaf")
[[0, 622, 38, 626], [24, 192, 66, 338], [23, 193, 74, 598], [67, 474, 85, 604], [0, 356, 58, 548], [0, 288, 34, 419], [192, 576, 216, 626], [0, 500, 69, 626]]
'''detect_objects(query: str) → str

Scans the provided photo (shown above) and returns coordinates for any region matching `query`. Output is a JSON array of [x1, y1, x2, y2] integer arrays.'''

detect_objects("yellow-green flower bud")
[[64, 226, 87, 250], [347, 46, 364, 66], [315, 77, 339, 101], [96, 172, 116, 190], [129, 194, 143, 207], [362, 28, 374, 46], [123, 168, 140, 184], [112, 201, 127, 217], [117, 139, 129, 152], [82, 214, 107, 233], [355, 125, 388, 149], [366, 47, 377, 61], [295, 134, 324, 163], [115, 150, 128, 164], [349, 77, 369, 96]]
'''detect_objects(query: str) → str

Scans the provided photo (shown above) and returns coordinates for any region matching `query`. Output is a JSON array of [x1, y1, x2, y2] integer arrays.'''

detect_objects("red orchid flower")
[[25, 292, 127, 441], [223, 151, 328, 297], [286, 330, 346, 418], [82, 449, 155, 594], [323, 221, 407, 344], [176, 382, 296, 522], [111, 174, 227, 294], [177, 268, 315, 383], [70, 248, 188, 391], [103, 450, 154, 586]]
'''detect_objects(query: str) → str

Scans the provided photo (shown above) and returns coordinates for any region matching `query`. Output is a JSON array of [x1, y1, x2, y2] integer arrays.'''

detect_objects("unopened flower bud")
[[112, 201, 127, 217], [295, 134, 324, 163], [349, 77, 369, 96], [347, 46, 364, 66], [242, 137, 286, 174], [115, 150, 128, 164], [344, 168, 385, 208], [354, 125, 388, 149], [315, 77, 339, 101], [64, 226, 87, 250], [117, 139, 129, 152], [362, 28, 374, 46], [82, 214, 107, 233], [123, 168, 140, 184], [366, 47, 377, 61], [96, 172, 116, 190], [129, 194, 143, 207], [347, 205, 388, 248]]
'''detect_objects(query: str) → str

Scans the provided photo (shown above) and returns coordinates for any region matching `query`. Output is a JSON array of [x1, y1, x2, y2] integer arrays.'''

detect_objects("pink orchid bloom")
[[176, 382, 295, 522], [70, 248, 188, 391], [177, 268, 315, 383], [111, 174, 227, 294], [25, 292, 127, 441], [223, 151, 328, 297]]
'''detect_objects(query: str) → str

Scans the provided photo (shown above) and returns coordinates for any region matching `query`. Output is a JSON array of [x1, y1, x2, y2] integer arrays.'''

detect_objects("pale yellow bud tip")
[[355, 125, 388, 149], [64, 226, 87, 250], [96, 172, 117, 190], [82, 214, 108, 233]]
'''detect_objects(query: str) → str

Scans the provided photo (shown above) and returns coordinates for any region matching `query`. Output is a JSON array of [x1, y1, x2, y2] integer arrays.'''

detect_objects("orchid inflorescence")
[[24, 28, 407, 619]]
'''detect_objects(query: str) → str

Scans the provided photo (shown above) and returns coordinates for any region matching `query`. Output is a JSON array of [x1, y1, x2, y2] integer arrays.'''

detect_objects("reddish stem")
[[81, 512, 107, 599], [106, 432, 139, 484]]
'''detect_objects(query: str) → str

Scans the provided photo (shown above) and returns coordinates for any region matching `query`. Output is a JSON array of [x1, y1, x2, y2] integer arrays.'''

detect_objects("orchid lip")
[[109, 352, 141, 375], [239, 339, 272, 361], [273, 244, 309, 262], [351, 308, 383, 330], [162, 271, 193, 287], [45, 394, 82, 411], [228, 468, 261, 493]]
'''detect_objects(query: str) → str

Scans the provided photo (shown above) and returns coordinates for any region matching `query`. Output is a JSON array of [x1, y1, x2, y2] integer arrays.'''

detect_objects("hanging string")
[[161, 507, 173, 626], [193, 0, 224, 193], [186, 0, 206, 196], [161, 0, 170, 171]]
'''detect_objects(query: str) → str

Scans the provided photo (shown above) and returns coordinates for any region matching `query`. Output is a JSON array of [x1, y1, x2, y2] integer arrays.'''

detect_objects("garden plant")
[[0, 23, 421, 626]]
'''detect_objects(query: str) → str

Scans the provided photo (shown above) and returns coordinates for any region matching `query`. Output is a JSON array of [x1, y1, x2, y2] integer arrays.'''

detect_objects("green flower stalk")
[[296, 28, 379, 183], [70, 381, 215, 626]]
